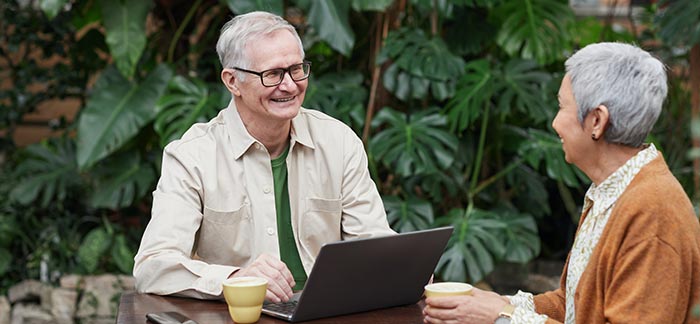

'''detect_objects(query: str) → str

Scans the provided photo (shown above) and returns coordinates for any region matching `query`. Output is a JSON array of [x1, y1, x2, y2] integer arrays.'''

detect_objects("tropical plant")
[[1, 0, 697, 293]]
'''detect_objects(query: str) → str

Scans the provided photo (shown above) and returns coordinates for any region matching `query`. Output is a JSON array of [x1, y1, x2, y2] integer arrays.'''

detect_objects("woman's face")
[[552, 74, 592, 166]]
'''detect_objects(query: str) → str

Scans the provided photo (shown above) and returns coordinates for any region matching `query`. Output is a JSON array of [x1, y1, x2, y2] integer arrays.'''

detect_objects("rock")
[[0, 296, 10, 324], [10, 304, 52, 324], [75, 275, 123, 319], [8, 280, 51, 311], [51, 288, 77, 324], [116, 275, 135, 290], [59, 275, 81, 290], [78, 318, 116, 324]]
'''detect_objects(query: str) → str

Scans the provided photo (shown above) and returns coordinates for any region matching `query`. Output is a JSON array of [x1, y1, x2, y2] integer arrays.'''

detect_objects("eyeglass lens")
[[261, 63, 310, 86]]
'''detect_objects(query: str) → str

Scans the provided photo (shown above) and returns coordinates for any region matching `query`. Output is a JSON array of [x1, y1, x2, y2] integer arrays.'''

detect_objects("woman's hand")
[[423, 287, 510, 324]]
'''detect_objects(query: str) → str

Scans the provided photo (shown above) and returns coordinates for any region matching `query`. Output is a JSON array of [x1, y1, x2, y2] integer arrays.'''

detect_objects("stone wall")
[[2, 274, 134, 324]]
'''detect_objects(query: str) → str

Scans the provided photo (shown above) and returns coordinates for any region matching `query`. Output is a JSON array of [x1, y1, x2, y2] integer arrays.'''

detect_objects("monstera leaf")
[[495, 207, 540, 263], [494, 0, 573, 65], [76, 64, 173, 170], [89, 151, 156, 209], [519, 128, 589, 187], [155, 75, 228, 148], [445, 58, 551, 132], [99, 0, 152, 78], [370, 108, 459, 177], [303, 72, 367, 134], [379, 28, 465, 101], [445, 59, 494, 132], [10, 137, 80, 207], [495, 59, 551, 122], [224, 0, 283, 15], [435, 208, 507, 283], [384, 195, 434, 233]]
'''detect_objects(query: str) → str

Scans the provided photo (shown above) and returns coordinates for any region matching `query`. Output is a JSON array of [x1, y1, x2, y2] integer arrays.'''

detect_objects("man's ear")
[[221, 69, 241, 97], [590, 104, 610, 139]]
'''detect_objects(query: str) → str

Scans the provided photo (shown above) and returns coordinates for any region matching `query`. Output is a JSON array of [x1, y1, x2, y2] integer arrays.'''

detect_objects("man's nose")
[[277, 71, 296, 88]]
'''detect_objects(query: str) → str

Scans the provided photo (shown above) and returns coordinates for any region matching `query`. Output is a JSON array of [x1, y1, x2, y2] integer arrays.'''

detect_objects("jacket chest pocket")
[[300, 197, 342, 257], [197, 203, 252, 265]]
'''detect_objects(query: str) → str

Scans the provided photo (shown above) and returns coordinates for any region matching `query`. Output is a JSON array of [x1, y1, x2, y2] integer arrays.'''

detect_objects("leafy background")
[[0, 0, 698, 294]]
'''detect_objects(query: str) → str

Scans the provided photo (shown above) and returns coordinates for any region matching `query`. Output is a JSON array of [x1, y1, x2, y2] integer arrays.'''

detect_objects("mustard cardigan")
[[534, 156, 700, 324]]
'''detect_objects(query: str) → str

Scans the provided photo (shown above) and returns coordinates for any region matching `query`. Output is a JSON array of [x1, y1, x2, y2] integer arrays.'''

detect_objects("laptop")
[[261, 226, 454, 322]]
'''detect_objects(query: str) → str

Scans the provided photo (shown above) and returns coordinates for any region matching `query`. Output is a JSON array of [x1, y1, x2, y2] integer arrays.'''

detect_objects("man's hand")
[[231, 254, 295, 302]]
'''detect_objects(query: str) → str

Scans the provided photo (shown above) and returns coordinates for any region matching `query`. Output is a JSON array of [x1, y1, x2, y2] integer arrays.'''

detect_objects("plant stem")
[[469, 100, 490, 195], [167, 0, 203, 64], [473, 158, 523, 196]]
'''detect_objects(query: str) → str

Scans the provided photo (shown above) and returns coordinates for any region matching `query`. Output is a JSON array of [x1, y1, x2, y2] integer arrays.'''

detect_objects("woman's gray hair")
[[565, 42, 667, 147], [216, 11, 304, 78]]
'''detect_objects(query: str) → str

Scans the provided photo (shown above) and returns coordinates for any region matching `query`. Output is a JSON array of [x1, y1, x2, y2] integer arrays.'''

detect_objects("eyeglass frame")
[[232, 61, 312, 87]]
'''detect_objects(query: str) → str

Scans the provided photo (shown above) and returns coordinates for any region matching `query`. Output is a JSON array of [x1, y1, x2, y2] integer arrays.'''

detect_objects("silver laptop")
[[261, 226, 454, 322]]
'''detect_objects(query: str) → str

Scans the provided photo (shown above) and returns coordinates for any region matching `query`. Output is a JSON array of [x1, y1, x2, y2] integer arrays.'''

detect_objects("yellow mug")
[[424, 282, 473, 298], [222, 277, 268, 323]]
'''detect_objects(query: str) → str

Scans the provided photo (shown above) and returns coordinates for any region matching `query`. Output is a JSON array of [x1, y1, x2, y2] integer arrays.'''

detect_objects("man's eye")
[[264, 70, 283, 79]]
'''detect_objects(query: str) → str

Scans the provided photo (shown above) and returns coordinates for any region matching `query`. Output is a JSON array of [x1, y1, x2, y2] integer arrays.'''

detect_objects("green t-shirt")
[[271, 145, 307, 290]]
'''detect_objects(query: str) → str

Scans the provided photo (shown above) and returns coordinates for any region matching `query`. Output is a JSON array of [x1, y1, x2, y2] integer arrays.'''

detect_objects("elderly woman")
[[423, 42, 700, 324]]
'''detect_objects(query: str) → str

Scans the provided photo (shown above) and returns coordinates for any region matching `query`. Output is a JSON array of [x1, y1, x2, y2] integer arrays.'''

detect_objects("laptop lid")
[[265, 226, 453, 322]]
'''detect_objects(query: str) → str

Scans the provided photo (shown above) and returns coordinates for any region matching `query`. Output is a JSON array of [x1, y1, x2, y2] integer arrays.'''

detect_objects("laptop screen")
[[263, 226, 454, 322]]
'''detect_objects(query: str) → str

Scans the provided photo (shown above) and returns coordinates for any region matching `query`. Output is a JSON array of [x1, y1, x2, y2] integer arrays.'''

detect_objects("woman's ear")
[[221, 69, 241, 97], [590, 105, 610, 139]]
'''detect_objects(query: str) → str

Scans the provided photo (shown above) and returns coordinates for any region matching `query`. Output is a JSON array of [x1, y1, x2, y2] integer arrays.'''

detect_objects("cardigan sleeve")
[[533, 286, 566, 323]]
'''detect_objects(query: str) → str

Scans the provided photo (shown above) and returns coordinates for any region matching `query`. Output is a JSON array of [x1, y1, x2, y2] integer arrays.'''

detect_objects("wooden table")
[[117, 292, 427, 323]]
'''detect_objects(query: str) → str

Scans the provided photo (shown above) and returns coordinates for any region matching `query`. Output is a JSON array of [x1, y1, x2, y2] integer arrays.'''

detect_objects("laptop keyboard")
[[264, 300, 298, 316]]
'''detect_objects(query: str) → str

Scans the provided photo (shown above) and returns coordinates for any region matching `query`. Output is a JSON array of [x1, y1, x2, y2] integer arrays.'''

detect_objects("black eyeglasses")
[[233, 61, 311, 87]]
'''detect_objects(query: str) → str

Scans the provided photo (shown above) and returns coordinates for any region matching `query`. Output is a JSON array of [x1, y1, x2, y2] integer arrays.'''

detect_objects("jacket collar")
[[223, 100, 316, 160]]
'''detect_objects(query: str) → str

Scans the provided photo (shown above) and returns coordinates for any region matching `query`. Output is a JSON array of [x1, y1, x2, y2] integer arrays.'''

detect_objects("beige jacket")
[[133, 102, 395, 299]]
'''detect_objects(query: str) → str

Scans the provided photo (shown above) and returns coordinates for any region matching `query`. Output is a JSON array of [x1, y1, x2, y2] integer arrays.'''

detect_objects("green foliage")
[[224, 0, 284, 15], [39, 0, 68, 19], [384, 195, 434, 233], [370, 108, 459, 177], [436, 208, 505, 282], [352, 0, 393, 12], [303, 72, 367, 134], [494, 0, 573, 65], [656, 0, 700, 46], [99, 0, 152, 78], [88, 152, 156, 209], [379, 28, 465, 101], [10, 137, 80, 207], [306, 0, 355, 57], [77, 220, 136, 274], [155, 75, 228, 148], [76, 64, 173, 170], [2, 0, 697, 292]]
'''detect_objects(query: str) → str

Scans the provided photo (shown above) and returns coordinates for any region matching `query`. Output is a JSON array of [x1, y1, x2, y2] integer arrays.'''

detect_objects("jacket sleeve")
[[133, 144, 236, 299], [338, 130, 396, 239]]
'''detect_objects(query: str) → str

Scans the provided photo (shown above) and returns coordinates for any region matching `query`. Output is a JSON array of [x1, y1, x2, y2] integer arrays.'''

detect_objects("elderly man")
[[133, 11, 394, 303]]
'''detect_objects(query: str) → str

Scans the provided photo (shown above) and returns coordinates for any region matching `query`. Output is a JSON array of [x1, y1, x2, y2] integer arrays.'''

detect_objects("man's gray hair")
[[565, 42, 667, 147], [216, 11, 304, 76]]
